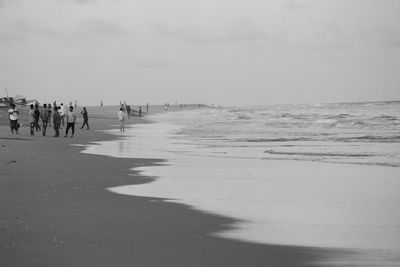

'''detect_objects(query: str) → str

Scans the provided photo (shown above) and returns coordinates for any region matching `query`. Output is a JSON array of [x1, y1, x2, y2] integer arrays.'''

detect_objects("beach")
[[0, 105, 398, 266], [2, 0, 399, 265]]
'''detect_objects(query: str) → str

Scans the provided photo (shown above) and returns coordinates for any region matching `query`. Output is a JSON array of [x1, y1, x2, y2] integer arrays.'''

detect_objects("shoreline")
[[0, 114, 373, 266]]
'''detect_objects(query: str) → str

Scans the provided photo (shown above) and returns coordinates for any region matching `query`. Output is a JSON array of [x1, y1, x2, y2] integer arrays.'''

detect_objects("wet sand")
[[0, 108, 358, 267]]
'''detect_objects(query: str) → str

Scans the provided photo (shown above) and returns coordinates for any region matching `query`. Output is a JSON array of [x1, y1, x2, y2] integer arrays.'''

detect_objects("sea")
[[82, 101, 400, 264], [142, 101, 400, 167]]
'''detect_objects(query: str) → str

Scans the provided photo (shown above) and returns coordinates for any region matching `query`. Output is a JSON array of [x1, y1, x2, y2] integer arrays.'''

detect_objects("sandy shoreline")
[[0, 111, 369, 266]]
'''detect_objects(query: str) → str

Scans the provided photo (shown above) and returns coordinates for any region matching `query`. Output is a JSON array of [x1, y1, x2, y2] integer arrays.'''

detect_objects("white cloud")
[[151, 18, 270, 46], [1, 0, 400, 105], [360, 26, 400, 47], [0, 0, 15, 8], [76, 18, 127, 39], [284, 0, 307, 11], [0, 19, 63, 44]]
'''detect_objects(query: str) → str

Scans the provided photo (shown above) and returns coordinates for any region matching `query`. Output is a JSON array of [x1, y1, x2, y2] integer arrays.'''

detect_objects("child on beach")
[[8, 103, 20, 134], [117, 107, 125, 132]]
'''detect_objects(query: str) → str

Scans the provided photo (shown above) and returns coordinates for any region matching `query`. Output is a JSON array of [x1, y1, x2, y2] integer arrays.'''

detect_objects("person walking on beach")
[[138, 106, 142, 118], [34, 104, 41, 132], [40, 104, 50, 136], [59, 103, 66, 128], [80, 107, 89, 130], [64, 106, 77, 138], [47, 104, 52, 126], [8, 103, 20, 135], [29, 104, 35, 135], [117, 107, 126, 132], [126, 105, 131, 119], [53, 106, 61, 137]]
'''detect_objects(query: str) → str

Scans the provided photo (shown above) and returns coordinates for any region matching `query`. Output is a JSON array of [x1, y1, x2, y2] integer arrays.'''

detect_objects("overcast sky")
[[1, 0, 399, 106]]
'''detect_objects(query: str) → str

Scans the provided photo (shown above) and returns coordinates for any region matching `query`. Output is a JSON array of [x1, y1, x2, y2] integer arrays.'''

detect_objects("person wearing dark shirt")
[[34, 104, 41, 132], [40, 104, 50, 136], [53, 107, 61, 137], [80, 107, 90, 130]]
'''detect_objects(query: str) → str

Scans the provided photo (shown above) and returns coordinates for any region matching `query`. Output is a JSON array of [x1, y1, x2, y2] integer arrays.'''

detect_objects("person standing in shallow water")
[[53, 106, 61, 137], [117, 107, 125, 132], [126, 105, 131, 119], [64, 106, 76, 138], [80, 107, 89, 130]]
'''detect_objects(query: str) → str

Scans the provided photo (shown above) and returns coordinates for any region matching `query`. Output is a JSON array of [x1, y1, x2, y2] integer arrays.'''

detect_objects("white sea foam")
[[82, 117, 400, 252], [82, 103, 400, 266]]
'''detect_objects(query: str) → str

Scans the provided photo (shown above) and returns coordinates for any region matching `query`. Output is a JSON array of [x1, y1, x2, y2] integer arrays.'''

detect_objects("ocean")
[[147, 101, 400, 167], [82, 101, 400, 262]]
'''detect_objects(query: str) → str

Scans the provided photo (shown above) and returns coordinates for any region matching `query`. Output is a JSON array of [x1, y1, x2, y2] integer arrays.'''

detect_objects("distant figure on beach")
[[80, 107, 89, 130], [47, 104, 52, 126], [164, 103, 168, 112], [64, 106, 77, 138], [53, 107, 61, 137], [117, 107, 125, 132], [59, 103, 66, 128], [100, 100, 103, 107], [146, 103, 149, 113], [34, 104, 41, 132], [40, 104, 50, 136], [138, 106, 142, 117], [29, 104, 35, 135], [8, 103, 20, 135], [126, 105, 131, 119]]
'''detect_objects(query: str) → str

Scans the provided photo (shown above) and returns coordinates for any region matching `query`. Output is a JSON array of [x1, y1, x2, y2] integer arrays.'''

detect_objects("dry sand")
[[0, 107, 355, 267]]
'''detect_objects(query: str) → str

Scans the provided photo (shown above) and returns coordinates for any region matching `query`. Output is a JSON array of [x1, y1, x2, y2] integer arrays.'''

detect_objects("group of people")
[[8, 101, 148, 136], [117, 105, 145, 132], [8, 102, 89, 137], [121, 104, 145, 120]]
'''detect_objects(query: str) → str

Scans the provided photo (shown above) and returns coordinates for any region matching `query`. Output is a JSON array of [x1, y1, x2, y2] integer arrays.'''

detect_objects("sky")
[[0, 0, 399, 106]]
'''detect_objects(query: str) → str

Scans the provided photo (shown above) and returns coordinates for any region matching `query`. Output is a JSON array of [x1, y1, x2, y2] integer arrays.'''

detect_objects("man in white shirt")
[[8, 103, 20, 134], [59, 103, 66, 128], [64, 106, 77, 138]]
